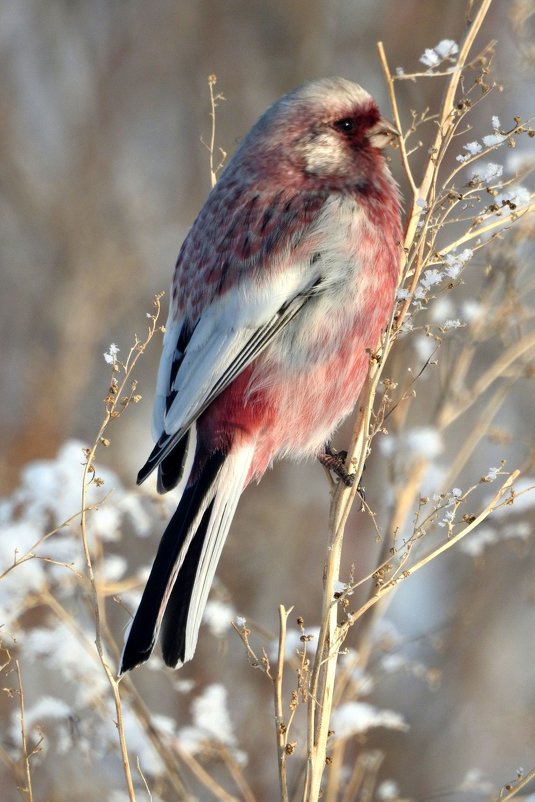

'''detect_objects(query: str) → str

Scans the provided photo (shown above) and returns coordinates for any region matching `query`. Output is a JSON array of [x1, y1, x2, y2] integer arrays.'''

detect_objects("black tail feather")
[[119, 450, 225, 674], [137, 428, 189, 487], [161, 499, 215, 667], [157, 430, 190, 493]]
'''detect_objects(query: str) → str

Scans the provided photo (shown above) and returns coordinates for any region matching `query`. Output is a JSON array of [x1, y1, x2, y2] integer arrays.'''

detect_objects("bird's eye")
[[333, 117, 355, 134]]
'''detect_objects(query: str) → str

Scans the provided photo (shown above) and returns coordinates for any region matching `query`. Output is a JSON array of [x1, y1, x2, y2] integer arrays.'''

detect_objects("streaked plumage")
[[120, 77, 402, 673]]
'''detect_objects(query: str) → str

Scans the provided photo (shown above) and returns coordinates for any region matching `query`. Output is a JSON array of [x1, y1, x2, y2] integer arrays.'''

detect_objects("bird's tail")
[[119, 442, 254, 674]]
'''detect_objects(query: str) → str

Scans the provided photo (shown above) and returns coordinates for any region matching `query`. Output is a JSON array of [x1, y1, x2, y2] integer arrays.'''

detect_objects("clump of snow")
[[377, 780, 400, 800], [471, 162, 503, 182], [457, 141, 483, 162], [406, 427, 443, 459], [203, 599, 235, 637], [496, 186, 531, 211], [331, 701, 408, 739], [178, 684, 245, 764], [443, 248, 473, 279], [482, 133, 506, 148], [103, 343, 120, 364], [420, 40, 458, 68]]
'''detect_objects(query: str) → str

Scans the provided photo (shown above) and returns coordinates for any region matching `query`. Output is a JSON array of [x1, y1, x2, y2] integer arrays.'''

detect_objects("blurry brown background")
[[1, 1, 534, 800]]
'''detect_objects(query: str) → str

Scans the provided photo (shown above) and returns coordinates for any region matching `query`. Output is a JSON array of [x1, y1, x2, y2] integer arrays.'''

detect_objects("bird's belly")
[[244, 287, 391, 475]]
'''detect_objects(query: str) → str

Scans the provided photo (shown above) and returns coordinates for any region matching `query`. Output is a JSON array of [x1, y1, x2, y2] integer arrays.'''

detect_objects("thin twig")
[[78, 297, 165, 802], [15, 660, 34, 802], [498, 765, 535, 801], [274, 605, 292, 802]]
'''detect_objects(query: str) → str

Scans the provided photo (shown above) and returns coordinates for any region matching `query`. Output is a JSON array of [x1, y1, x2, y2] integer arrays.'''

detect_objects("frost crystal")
[[438, 509, 455, 528], [443, 249, 473, 278], [421, 268, 442, 288], [456, 141, 483, 162], [434, 39, 459, 59], [420, 40, 458, 68], [472, 162, 503, 182], [482, 132, 506, 148], [103, 343, 120, 364], [442, 319, 464, 331], [491, 115, 501, 130], [420, 48, 440, 68]]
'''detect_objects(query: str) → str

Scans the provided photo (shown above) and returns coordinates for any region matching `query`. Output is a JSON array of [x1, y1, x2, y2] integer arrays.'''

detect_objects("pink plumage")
[[120, 77, 402, 673]]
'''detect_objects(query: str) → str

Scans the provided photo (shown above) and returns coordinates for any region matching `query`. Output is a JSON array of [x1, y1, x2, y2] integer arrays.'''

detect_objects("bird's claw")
[[318, 444, 355, 487]]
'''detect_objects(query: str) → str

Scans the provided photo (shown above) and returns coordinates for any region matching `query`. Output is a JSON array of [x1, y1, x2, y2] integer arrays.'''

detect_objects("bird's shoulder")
[[170, 175, 334, 318]]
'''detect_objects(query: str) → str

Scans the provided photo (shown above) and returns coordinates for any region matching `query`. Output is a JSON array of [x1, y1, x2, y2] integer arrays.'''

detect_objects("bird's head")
[[239, 77, 399, 184]]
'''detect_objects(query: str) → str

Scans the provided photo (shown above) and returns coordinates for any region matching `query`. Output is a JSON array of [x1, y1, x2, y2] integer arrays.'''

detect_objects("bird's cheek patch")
[[300, 133, 351, 177]]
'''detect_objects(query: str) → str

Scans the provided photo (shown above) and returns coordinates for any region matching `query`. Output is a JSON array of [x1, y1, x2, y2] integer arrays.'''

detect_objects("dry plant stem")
[[274, 605, 292, 802], [439, 328, 535, 429], [15, 660, 34, 802], [219, 750, 258, 802], [340, 753, 371, 802], [78, 299, 168, 802], [304, 4, 499, 797], [206, 75, 227, 189], [136, 757, 152, 801], [442, 382, 511, 488], [380, 0, 494, 324], [498, 766, 535, 801], [304, 349, 389, 802], [347, 469, 520, 627], [119, 681, 196, 802], [172, 742, 240, 802], [322, 742, 343, 802], [0, 743, 20, 788]]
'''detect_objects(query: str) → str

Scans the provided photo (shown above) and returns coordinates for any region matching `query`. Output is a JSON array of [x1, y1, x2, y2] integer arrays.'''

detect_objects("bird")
[[119, 76, 402, 674]]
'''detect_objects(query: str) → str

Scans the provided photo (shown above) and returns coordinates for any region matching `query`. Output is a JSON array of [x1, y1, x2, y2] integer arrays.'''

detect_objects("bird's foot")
[[318, 444, 355, 487]]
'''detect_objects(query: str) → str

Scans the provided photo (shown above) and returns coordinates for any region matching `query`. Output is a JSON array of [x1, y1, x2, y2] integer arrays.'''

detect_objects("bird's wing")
[[137, 258, 326, 484]]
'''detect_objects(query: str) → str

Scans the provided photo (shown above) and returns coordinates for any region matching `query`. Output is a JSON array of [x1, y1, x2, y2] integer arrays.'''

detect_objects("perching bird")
[[120, 77, 402, 673]]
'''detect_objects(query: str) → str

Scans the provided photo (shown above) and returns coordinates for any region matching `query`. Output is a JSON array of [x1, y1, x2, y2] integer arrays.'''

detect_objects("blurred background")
[[1, 1, 535, 800]]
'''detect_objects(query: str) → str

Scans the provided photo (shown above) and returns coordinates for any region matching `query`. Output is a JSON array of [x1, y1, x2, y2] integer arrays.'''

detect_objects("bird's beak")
[[367, 117, 400, 149]]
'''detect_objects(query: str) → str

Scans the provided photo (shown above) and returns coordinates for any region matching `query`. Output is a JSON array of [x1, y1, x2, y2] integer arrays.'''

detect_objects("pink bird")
[[120, 77, 402, 673]]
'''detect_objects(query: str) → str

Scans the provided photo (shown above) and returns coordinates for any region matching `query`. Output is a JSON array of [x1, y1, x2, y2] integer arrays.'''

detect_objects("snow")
[[472, 162, 503, 182], [420, 40, 458, 68], [482, 133, 506, 148], [178, 684, 246, 763], [203, 599, 235, 637], [377, 780, 401, 800], [331, 701, 408, 738], [496, 186, 531, 210], [443, 249, 473, 278], [103, 343, 120, 364], [406, 427, 443, 459], [456, 141, 482, 162]]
